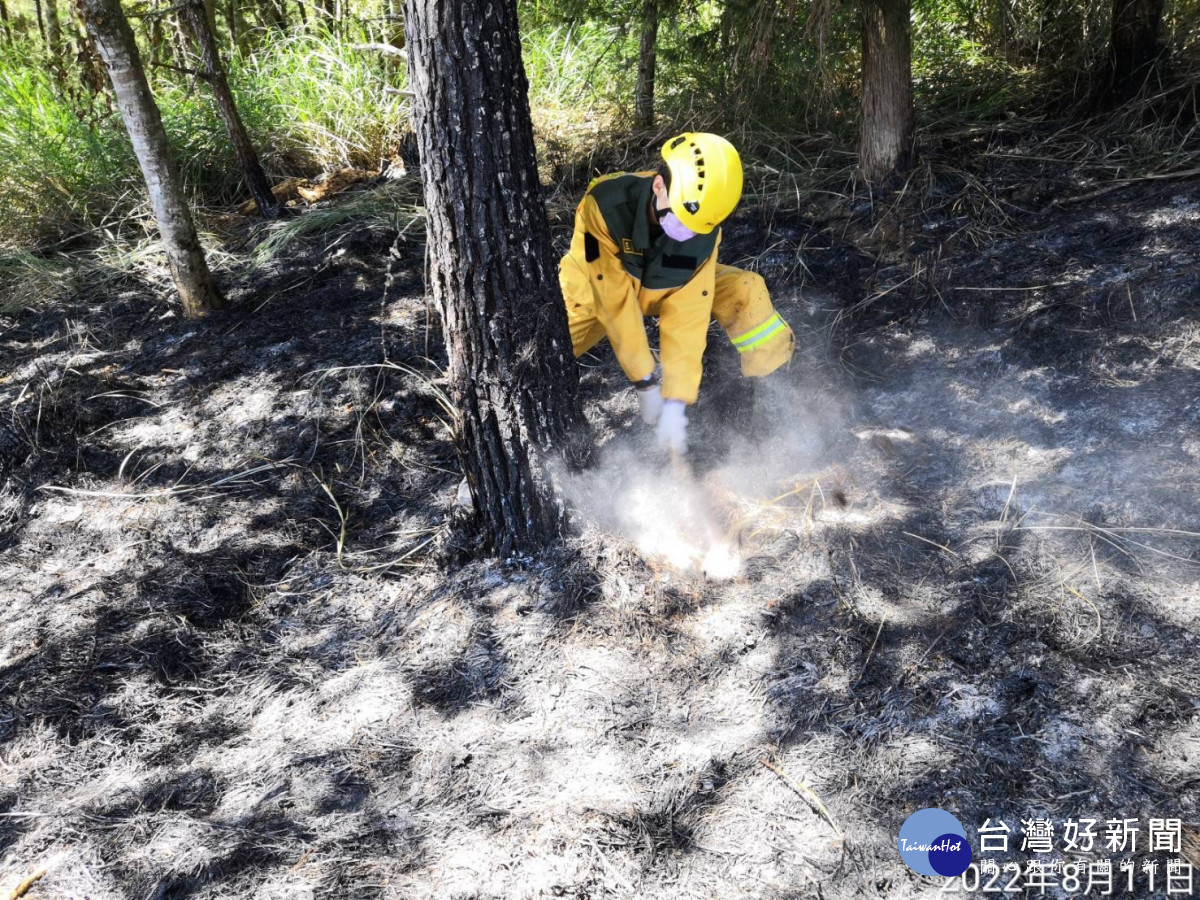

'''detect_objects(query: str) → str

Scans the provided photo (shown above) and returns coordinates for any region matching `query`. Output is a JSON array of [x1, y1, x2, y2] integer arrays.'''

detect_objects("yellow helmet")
[[660, 132, 743, 234]]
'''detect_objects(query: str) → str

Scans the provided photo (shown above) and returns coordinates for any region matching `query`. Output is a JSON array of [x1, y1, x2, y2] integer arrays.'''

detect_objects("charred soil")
[[2, 154, 1200, 897]]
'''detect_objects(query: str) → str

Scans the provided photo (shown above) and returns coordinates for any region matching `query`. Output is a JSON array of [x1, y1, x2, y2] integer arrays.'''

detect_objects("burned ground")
[[1, 155, 1199, 898]]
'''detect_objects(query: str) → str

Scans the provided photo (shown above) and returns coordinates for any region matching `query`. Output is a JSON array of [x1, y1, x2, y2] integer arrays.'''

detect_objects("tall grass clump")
[[224, 32, 409, 174], [0, 28, 409, 250], [523, 22, 633, 125], [0, 43, 137, 249]]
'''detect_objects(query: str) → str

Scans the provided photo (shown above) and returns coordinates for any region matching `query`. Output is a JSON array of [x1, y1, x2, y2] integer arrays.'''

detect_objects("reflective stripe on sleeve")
[[731, 313, 786, 353]]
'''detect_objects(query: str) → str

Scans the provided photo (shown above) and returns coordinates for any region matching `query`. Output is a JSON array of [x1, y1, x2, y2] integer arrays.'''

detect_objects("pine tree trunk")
[[1105, 0, 1165, 101], [179, 0, 277, 218], [404, 0, 588, 557], [77, 0, 224, 317], [634, 0, 658, 129], [858, 0, 914, 183]]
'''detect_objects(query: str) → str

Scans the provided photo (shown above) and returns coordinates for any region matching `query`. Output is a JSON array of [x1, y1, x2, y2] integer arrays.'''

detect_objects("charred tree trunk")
[[634, 0, 658, 129], [1104, 0, 1165, 101], [404, 0, 588, 556], [179, 0, 277, 218], [76, 0, 224, 317], [858, 0, 914, 183]]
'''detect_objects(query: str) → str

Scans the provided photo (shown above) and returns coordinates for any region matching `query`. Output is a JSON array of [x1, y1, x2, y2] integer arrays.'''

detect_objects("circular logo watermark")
[[898, 808, 973, 877]]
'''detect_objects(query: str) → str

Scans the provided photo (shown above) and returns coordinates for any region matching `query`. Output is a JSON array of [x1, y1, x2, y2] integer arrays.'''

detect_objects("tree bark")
[[76, 0, 224, 317], [384, 0, 402, 48], [261, 0, 287, 29], [226, 0, 250, 55], [634, 0, 658, 129], [404, 0, 588, 557], [1104, 0, 1165, 101], [858, 0, 914, 183], [44, 0, 62, 60], [179, 0, 277, 218]]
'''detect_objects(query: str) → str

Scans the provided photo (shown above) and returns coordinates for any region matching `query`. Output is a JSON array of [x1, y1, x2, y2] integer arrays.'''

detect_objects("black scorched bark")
[[404, 0, 588, 557]]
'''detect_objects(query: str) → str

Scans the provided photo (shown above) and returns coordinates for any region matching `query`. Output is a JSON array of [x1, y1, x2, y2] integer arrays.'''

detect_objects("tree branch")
[[353, 42, 408, 60], [151, 60, 209, 80]]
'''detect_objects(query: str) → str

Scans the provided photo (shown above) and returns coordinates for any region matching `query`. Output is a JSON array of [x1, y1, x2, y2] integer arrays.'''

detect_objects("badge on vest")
[[621, 238, 642, 256]]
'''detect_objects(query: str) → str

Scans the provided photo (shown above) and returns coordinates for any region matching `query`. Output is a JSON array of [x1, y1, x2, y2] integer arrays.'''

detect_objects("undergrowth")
[[2, 9, 1200, 313]]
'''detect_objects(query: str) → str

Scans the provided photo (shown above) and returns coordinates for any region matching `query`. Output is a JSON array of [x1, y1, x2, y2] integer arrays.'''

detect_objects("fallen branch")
[[7, 870, 47, 900], [353, 42, 408, 60], [760, 758, 844, 839], [1050, 166, 1200, 209]]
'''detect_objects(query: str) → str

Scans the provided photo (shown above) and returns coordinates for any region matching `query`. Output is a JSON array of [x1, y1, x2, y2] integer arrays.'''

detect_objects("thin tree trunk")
[[858, 0, 914, 183], [76, 0, 224, 317], [224, 0, 238, 47], [404, 0, 588, 556], [0, 1, 10, 44], [634, 0, 658, 129], [171, 13, 191, 65], [1104, 0, 1165, 101], [34, 0, 46, 44], [179, 0, 277, 218], [227, 0, 250, 55], [992, 0, 1013, 62], [44, 0, 62, 59], [384, 0, 401, 47], [264, 0, 287, 29]]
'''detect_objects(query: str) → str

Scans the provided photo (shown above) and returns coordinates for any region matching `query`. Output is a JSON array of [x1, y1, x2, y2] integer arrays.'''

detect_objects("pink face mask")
[[659, 210, 696, 242]]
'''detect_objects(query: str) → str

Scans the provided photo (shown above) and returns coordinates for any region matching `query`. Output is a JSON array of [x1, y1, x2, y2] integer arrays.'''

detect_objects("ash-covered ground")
[[2, 163, 1199, 898]]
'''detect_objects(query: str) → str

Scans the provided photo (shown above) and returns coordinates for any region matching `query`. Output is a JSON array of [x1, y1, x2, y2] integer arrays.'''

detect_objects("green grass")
[[0, 43, 137, 249], [523, 22, 633, 123], [4, 1, 1197, 262], [0, 30, 409, 250]]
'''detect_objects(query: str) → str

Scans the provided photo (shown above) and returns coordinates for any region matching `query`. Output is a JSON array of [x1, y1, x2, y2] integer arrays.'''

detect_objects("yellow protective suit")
[[559, 173, 794, 404]]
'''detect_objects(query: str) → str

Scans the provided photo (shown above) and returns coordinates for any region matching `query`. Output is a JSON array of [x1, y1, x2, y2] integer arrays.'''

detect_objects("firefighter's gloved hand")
[[636, 383, 664, 425], [656, 400, 688, 455]]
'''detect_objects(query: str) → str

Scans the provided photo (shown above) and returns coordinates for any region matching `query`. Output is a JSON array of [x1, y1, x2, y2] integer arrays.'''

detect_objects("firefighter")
[[559, 132, 794, 455]]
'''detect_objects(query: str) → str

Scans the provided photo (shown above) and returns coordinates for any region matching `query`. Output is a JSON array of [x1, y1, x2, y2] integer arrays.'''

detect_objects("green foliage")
[[0, 42, 136, 248], [3, 0, 1200, 254], [523, 21, 635, 119], [0, 26, 407, 249]]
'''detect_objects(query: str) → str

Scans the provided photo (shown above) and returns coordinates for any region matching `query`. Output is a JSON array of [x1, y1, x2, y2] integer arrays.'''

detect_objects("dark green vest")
[[589, 173, 720, 291]]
